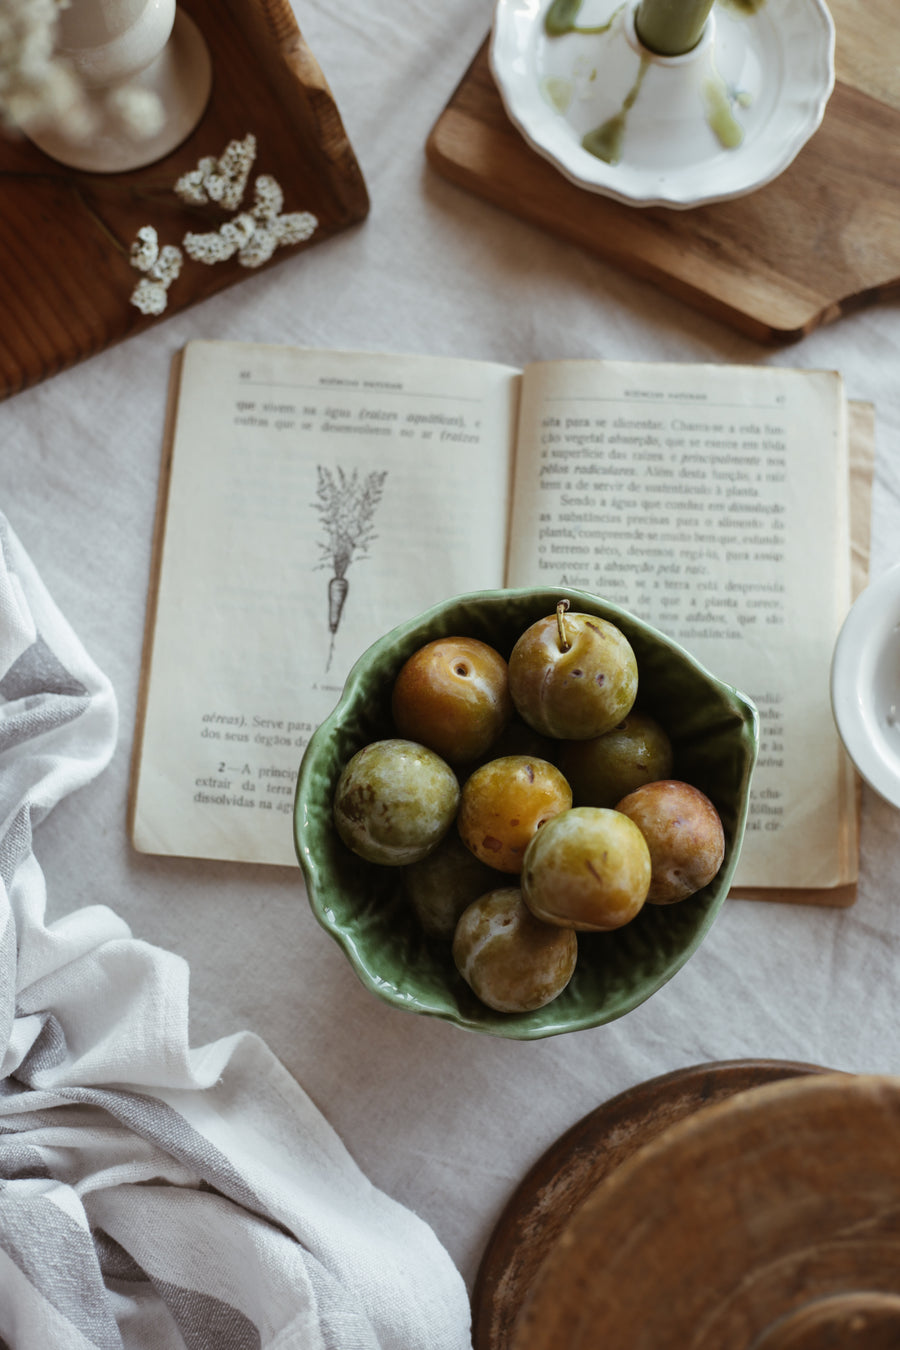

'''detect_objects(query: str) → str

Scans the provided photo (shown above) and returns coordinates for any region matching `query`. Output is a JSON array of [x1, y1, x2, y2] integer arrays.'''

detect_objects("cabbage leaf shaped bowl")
[[294, 587, 758, 1039]]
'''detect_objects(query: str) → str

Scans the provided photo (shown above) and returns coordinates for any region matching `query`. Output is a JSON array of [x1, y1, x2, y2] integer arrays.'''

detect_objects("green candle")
[[634, 0, 715, 55]]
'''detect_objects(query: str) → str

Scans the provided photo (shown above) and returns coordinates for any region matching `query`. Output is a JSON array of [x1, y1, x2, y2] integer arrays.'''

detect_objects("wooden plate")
[[501, 1069, 900, 1350], [472, 1059, 832, 1350]]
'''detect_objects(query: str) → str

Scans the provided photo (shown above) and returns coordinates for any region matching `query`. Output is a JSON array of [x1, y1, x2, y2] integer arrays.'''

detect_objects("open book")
[[130, 341, 866, 902]]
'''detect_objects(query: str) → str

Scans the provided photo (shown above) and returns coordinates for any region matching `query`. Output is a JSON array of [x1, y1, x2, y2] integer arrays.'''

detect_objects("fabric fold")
[[0, 514, 472, 1350]]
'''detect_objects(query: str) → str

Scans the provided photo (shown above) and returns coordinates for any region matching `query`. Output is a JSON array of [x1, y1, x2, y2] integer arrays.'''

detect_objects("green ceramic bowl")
[[294, 588, 758, 1040]]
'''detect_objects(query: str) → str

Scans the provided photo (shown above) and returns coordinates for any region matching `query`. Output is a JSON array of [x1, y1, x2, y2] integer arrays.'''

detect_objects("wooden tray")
[[0, 0, 369, 401], [472, 1058, 833, 1350], [503, 1069, 900, 1350], [426, 0, 900, 343]]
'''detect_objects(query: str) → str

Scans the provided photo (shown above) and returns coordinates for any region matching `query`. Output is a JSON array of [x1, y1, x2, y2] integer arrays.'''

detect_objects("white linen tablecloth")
[[2, 0, 900, 1329]]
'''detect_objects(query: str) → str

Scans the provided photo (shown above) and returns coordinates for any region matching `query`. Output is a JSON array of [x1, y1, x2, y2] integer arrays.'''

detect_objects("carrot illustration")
[[313, 466, 388, 670], [328, 575, 349, 635]]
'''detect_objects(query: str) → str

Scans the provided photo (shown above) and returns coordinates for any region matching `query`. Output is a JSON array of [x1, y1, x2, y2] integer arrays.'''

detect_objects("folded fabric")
[[0, 513, 473, 1350]]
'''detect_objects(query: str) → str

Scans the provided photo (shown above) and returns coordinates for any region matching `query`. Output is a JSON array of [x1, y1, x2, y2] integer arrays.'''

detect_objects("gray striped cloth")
[[0, 515, 472, 1350]]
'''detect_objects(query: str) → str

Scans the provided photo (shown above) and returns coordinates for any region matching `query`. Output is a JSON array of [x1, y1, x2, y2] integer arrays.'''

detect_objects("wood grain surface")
[[751, 1293, 900, 1350], [425, 0, 900, 343], [504, 1069, 900, 1350], [0, 0, 369, 401], [472, 1058, 830, 1350]]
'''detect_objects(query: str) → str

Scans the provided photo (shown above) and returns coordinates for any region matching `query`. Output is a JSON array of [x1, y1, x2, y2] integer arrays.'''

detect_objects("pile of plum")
[[333, 602, 724, 1014]]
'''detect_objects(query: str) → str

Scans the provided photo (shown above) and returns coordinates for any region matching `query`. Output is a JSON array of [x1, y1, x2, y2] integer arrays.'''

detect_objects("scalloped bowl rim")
[[488, 0, 836, 209], [294, 587, 759, 1038]]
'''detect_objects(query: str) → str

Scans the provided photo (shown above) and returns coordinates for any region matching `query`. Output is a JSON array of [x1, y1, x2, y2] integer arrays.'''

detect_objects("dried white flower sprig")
[[174, 133, 257, 212], [183, 172, 318, 269], [128, 135, 318, 314], [128, 225, 183, 316], [0, 0, 163, 143], [0, 0, 89, 138]]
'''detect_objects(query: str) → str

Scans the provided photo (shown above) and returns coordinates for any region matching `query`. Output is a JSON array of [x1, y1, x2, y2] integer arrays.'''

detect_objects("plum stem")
[[556, 599, 571, 652]]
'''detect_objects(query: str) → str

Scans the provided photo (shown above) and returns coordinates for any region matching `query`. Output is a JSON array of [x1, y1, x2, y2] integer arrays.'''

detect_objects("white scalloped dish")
[[489, 0, 835, 209], [831, 563, 900, 811]]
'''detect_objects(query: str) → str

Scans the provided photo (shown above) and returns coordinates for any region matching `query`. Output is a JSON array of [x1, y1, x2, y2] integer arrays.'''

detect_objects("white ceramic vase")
[[27, 0, 212, 173]]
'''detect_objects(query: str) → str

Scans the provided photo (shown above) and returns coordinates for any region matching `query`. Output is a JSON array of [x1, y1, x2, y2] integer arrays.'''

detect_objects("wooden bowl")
[[511, 1072, 900, 1350]]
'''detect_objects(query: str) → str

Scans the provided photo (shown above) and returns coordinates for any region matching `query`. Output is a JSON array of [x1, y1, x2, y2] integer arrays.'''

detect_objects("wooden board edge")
[[424, 41, 899, 344], [240, 0, 370, 225], [425, 106, 819, 346]]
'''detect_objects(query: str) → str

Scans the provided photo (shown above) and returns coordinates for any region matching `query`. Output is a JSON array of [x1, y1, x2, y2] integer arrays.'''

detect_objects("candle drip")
[[581, 56, 649, 163], [540, 75, 576, 113], [719, 0, 768, 14], [541, 0, 769, 172], [702, 66, 748, 148], [545, 0, 626, 37]]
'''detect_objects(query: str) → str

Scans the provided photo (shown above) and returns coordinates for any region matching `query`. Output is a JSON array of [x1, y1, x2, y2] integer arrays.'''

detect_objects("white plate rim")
[[831, 561, 900, 810], [489, 0, 836, 209]]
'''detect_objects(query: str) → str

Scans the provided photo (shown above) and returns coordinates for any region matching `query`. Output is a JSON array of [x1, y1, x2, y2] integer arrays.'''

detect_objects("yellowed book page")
[[505, 359, 851, 891], [131, 341, 519, 865]]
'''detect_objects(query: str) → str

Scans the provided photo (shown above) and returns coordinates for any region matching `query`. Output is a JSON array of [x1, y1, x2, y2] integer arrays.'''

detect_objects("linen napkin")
[[0, 512, 473, 1350]]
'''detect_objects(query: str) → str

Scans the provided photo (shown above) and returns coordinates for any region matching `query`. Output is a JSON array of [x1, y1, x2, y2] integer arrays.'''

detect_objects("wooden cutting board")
[[0, 0, 369, 401], [471, 1059, 831, 1350], [426, 0, 900, 343], [506, 1070, 900, 1350]]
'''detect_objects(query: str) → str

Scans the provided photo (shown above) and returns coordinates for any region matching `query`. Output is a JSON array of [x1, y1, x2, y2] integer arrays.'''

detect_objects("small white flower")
[[174, 157, 217, 206], [251, 174, 284, 223], [129, 277, 168, 316], [174, 134, 257, 211], [130, 225, 159, 273], [150, 244, 182, 287], [238, 226, 279, 269], [128, 227, 182, 314], [183, 229, 237, 264], [273, 212, 318, 248], [222, 213, 257, 250]]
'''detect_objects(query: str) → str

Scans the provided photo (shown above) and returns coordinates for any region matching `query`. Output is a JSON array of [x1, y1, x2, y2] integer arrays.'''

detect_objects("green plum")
[[508, 603, 638, 740], [557, 711, 674, 807], [404, 832, 500, 940], [333, 739, 459, 866], [452, 887, 578, 1013], [615, 780, 725, 903], [522, 806, 651, 931]]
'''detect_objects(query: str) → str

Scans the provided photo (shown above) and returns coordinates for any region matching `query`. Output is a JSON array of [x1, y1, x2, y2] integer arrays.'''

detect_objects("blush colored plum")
[[333, 739, 459, 866], [391, 636, 513, 765], [508, 607, 638, 740], [452, 887, 578, 1013], [457, 755, 572, 874], [557, 711, 674, 807], [615, 780, 725, 904], [521, 806, 651, 931]]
